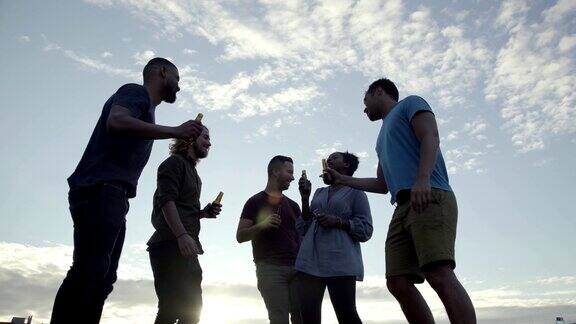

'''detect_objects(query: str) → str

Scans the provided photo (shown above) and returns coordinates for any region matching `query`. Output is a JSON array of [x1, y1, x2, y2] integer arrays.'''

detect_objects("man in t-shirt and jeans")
[[236, 155, 303, 324], [51, 57, 204, 324], [325, 78, 476, 323]]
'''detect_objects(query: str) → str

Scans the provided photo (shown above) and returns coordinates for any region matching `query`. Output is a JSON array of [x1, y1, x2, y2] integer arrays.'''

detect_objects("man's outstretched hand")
[[323, 167, 343, 186], [173, 120, 203, 140]]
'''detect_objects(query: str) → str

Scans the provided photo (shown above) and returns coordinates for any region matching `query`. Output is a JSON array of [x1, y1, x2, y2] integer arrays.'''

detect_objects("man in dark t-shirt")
[[236, 155, 303, 324], [51, 58, 204, 324], [147, 126, 222, 324]]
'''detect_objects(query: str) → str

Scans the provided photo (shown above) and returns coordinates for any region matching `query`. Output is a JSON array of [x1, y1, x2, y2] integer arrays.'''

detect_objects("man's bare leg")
[[424, 264, 476, 324], [387, 276, 435, 324]]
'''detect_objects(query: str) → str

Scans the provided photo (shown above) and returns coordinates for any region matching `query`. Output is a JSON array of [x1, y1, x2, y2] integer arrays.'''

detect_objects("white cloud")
[[101, 51, 113, 58], [444, 145, 485, 175], [3, 243, 576, 323], [463, 120, 487, 135], [183, 48, 197, 55], [84, 0, 114, 7], [558, 35, 576, 52], [88, 0, 492, 112], [133, 50, 156, 65], [446, 130, 459, 141], [41, 35, 138, 79], [532, 276, 576, 285], [357, 151, 369, 160], [486, 0, 576, 152], [315, 141, 343, 158], [18, 35, 31, 43]]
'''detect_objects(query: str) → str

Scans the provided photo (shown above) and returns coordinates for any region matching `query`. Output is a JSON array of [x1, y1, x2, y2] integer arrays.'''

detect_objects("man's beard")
[[164, 90, 177, 103], [193, 145, 208, 159]]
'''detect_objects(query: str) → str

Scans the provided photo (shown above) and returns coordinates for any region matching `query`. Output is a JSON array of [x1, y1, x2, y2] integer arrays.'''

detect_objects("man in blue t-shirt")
[[51, 57, 204, 324], [325, 79, 476, 323]]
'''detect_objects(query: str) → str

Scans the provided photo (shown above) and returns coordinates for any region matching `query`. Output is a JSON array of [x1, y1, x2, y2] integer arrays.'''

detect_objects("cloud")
[[444, 145, 486, 175], [3, 243, 576, 323], [86, 0, 492, 111], [315, 142, 343, 158], [101, 51, 113, 58], [486, 0, 576, 152], [177, 65, 321, 121], [183, 48, 197, 55], [18, 35, 31, 43], [532, 276, 576, 285], [41, 36, 139, 79], [133, 50, 156, 65]]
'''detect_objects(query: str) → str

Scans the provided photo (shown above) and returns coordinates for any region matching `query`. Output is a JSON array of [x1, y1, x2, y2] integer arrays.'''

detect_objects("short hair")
[[143, 57, 177, 81], [366, 78, 399, 101], [267, 155, 293, 176], [338, 151, 360, 176]]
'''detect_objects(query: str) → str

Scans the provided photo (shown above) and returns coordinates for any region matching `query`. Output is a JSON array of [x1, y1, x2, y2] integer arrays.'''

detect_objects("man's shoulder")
[[401, 95, 431, 109], [246, 191, 266, 204], [284, 196, 300, 209], [115, 83, 149, 99], [159, 154, 187, 170]]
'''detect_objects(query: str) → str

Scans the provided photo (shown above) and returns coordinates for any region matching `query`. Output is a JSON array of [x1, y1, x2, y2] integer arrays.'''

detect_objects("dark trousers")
[[297, 272, 362, 324], [51, 183, 129, 324], [149, 241, 203, 324]]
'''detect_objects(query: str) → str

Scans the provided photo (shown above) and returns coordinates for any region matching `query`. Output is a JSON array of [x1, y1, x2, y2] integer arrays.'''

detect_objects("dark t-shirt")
[[67, 84, 154, 198], [148, 154, 203, 252], [241, 191, 302, 266]]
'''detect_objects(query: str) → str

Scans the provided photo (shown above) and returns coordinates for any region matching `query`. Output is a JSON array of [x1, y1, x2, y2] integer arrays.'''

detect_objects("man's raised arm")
[[107, 105, 202, 140], [325, 162, 388, 194]]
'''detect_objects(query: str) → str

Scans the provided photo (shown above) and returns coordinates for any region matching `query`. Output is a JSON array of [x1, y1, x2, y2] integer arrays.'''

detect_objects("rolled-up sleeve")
[[156, 156, 184, 208], [347, 190, 373, 242]]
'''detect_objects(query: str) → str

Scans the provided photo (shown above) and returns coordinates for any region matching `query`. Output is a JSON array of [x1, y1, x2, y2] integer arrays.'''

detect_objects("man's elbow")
[[236, 232, 246, 243]]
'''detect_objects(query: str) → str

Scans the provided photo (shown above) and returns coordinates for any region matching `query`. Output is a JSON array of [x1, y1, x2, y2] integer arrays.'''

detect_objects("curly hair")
[[169, 138, 191, 156], [338, 151, 360, 176]]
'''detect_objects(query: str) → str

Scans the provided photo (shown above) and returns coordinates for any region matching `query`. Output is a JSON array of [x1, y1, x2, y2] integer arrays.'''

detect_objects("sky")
[[0, 0, 575, 323]]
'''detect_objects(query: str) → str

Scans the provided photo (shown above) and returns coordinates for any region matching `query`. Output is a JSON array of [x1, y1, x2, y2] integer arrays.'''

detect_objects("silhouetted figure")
[[51, 58, 203, 324], [296, 152, 372, 324], [236, 156, 303, 324], [324, 78, 477, 323], [147, 127, 221, 324]]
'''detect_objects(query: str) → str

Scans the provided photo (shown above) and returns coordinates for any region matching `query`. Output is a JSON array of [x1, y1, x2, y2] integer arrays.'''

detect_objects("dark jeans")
[[51, 183, 129, 324], [149, 241, 203, 324], [297, 272, 362, 324]]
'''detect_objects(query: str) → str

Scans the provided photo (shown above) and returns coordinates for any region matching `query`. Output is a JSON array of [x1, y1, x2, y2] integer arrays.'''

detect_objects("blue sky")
[[0, 0, 575, 323]]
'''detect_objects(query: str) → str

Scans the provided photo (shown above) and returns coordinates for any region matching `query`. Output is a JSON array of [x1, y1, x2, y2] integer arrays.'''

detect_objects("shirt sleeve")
[[240, 196, 258, 221], [347, 190, 373, 242], [156, 155, 185, 208], [404, 95, 433, 122], [111, 84, 149, 118]]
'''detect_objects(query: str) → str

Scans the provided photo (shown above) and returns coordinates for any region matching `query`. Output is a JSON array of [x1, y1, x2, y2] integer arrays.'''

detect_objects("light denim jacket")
[[295, 186, 373, 281]]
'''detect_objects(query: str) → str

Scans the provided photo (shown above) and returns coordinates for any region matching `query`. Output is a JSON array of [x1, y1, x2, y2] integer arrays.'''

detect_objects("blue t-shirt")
[[375, 95, 451, 204], [67, 84, 155, 198]]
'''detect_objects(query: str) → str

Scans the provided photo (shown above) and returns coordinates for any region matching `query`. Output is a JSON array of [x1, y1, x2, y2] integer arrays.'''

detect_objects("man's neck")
[[144, 83, 162, 107], [381, 99, 398, 120], [264, 182, 283, 198]]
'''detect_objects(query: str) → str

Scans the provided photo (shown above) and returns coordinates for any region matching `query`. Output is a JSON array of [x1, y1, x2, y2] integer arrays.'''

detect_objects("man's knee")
[[386, 276, 414, 297], [68, 257, 115, 285], [423, 263, 455, 289]]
